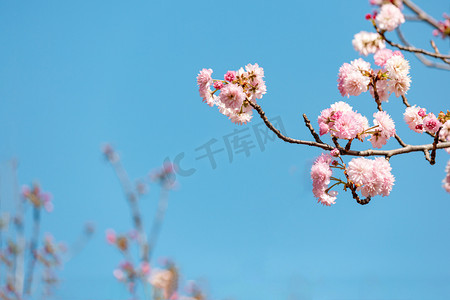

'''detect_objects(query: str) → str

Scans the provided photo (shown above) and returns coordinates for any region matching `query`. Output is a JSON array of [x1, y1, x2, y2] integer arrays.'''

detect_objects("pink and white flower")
[[337, 59, 371, 97], [348, 157, 395, 197], [376, 3, 405, 31], [218, 83, 246, 110], [352, 31, 386, 56], [404, 105, 425, 133], [369, 111, 396, 148], [423, 113, 442, 134], [311, 153, 337, 206]]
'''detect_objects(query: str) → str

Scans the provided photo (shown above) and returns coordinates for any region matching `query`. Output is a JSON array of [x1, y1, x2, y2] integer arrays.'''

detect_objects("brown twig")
[[395, 28, 450, 71], [402, 0, 441, 30], [430, 128, 441, 165], [302, 113, 323, 144], [373, 23, 450, 63], [246, 100, 334, 151]]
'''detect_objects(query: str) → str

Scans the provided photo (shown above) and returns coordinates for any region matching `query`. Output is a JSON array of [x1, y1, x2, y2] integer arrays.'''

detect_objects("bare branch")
[[395, 28, 450, 71], [302, 113, 324, 144], [373, 23, 450, 63], [402, 0, 441, 30]]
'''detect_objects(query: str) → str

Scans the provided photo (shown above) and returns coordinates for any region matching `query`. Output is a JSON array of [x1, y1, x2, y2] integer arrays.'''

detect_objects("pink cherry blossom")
[[318, 101, 369, 140], [197, 68, 216, 107], [423, 113, 442, 134], [224, 71, 236, 82], [348, 157, 395, 197], [218, 83, 246, 110], [376, 3, 405, 32], [311, 153, 337, 206], [213, 81, 224, 90], [337, 59, 371, 97], [352, 31, 386, 56], [369, 111, 396, 148], [404, 105, 425, 133]]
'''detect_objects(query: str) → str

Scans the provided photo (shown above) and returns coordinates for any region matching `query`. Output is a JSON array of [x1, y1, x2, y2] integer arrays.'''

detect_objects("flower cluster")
[[369, 111, 396, 148], [352, 31, 386, 56], [403, 105, 442, 134], [35, 234, 67, 297], [337, 58, 371, 97], [310, 153, 336, 206], [196, 63, 266, 125], [348, 157, 395, 197], [376, 3, 405, 31], [22, 184, 53, 212], [338, 50, 411, 102], [433, 13, 450, 39], [113, 260, 151, 293], [149, 260, 179, 300], [318, 101, 369, 140]]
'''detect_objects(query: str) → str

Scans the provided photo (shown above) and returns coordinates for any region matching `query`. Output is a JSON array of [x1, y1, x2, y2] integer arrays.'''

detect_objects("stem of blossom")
[[325, 182, 343, 194], [147, 187, 169, 262], [430, 128, 441, 165], [107, 154, 149, 263], [401, 95, 411, 107], [24, 206, 41, 295], [302, 114, 324, 144], [373, 23, 450, 63]]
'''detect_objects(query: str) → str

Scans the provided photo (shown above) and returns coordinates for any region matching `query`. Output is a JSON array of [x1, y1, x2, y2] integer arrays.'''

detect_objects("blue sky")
[[1, 0, 450, 299]]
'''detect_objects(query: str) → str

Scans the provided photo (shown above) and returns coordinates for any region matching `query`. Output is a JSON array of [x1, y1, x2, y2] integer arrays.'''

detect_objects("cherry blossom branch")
[[246, 100, 333, 151], [24, 206, 40, 295], [147, 188, 169, 262], [373, 23, 450, 63], [248, 100, 450, 159], [105, 150, 149, 263], [395, 28, 450, 71], [402, 0, 441, 30]]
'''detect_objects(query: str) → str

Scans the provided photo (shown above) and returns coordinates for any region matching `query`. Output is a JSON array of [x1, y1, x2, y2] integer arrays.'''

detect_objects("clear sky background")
[[1, 1, 450, 299]]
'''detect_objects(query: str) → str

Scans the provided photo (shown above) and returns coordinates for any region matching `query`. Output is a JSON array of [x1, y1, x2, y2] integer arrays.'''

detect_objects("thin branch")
[[402, 0, 441, 30], [147, 188, 169, 262], [423, 149, 431, 163], [395, 28, 450, 71], [24, 206, 41, 295], [373, 23, 450, 63], [107, 154, 149, 263], [430, 128, 441, 165], [302, 114, 323, 144], [246, 100, 334, 151], [401, 95, 411, 107]]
